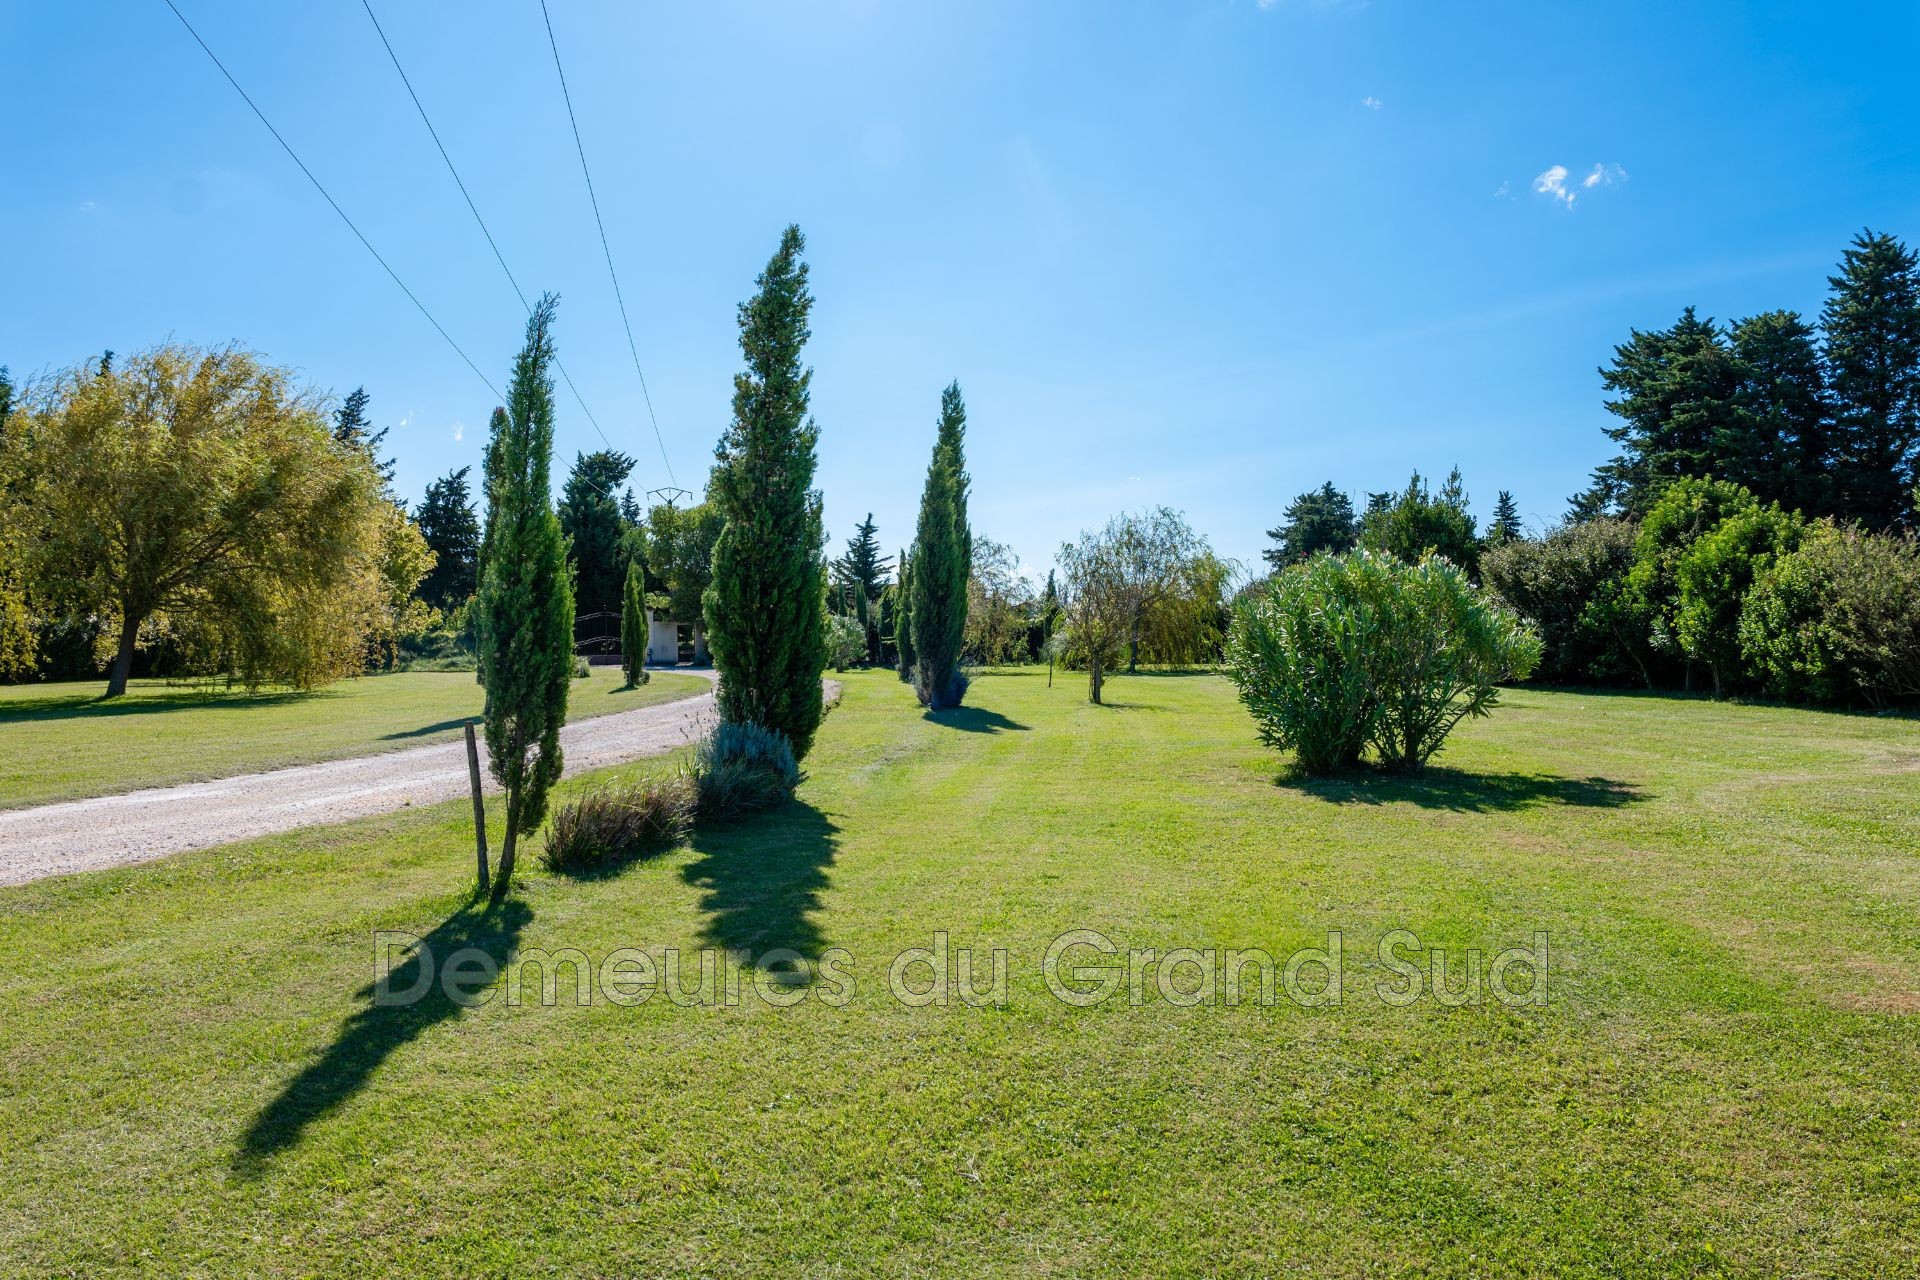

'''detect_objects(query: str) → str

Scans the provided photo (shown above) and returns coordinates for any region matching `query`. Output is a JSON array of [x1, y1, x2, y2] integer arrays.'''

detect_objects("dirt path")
[[0, 670, 721, 887]]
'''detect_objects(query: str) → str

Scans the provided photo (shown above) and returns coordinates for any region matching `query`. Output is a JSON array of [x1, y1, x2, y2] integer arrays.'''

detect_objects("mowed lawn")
[[0, 667, 708, 809], [2, 669, 1918, 1276]]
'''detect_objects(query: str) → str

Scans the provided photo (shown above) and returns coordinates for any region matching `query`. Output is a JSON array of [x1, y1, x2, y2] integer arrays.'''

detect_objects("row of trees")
[[1264, 469, 1522, 580], [1573, 230, 1920, 530]]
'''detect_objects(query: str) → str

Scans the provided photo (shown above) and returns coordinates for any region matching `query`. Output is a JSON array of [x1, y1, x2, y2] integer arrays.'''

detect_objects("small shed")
[[646, 610, 709, 666]]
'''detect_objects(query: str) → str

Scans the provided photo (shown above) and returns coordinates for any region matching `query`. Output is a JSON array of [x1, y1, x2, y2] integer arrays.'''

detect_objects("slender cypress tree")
[[474, 295, 575, 893], [908, 382, 972, 709], [620, 556, 649, 688], [703, 225, 829, 759], [894, 547, 915, 682]]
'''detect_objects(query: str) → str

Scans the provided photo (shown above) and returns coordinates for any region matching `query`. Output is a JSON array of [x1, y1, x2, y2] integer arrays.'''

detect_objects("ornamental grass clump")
[[541, 773, 697, 874]]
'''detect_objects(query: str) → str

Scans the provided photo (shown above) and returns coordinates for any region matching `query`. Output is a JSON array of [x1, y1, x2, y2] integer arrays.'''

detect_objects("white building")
[[646, 610, 709, 666]]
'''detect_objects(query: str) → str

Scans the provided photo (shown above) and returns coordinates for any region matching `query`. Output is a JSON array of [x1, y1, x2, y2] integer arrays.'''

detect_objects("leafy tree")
[[1741, 522, 1920, 707], [1725, 310, 1833, 514], [963, 535, 1030, 666], [474, 295, 575, 894], [18, 345, 394, 697], [1488, 490, 1524, 544], [641, 500, 725, 624], [1264, 481, 1356, 567], [1138, 549, 1236, 666], [1358, 468, 1480, 575], [332, 386, 395, 488], [703, 225, 829, 759], [415, 466, 481, 609], [1482, 519, 1655, 687], [1627, 476, 1757, 687], [559, 449, 638, 624], [0, 366, 13, 433], [1107, 506, 1206, 673], [909, 382, 973, 708], [1673, 501, 1804, 696], [1056, 521, 1133, 705], [620, 556, 649, 688], [1822, 230, 1920, 529]]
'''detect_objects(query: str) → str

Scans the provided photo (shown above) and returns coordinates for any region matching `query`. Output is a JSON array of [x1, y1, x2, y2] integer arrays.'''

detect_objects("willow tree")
[[474, 295, 575, 893], [703, 225, 829, 758], [17, 345, 396, 696], [908, 382, 972, 708]]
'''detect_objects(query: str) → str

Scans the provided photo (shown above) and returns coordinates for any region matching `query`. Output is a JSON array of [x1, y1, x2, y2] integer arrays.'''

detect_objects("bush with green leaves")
[[1481, 518, 1656, 687], [541, 773, 697, 873], [692, 720, 803, 819], [1227, 551, 1539, 774], [1673, 501, 1803, 695], [1741, 522, 1920, 707], [825, 611, 865, 672]]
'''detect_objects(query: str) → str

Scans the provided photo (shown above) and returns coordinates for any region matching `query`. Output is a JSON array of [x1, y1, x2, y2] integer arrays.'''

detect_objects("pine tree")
[[333, 386, 396, 488], [620, 556, 649, 688], [1264, 482, 1356, 566], [833, 513, 891, 663], [1822, 230, 1920, 529], [1489, 490, 1524, 544], [473, 295, 575, 894], [0, 366, 13, 433], [415, 466, 482, 609], [909, 382, 972, 709], [1726, 310, 1833, 514], [703, 225, 829, 759], [1597, 308, 1740, 515], [894, 548, 915, 682], [558, 449, 638, 623]]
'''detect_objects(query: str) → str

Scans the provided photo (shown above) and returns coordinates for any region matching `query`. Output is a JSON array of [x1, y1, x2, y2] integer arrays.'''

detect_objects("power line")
[[358, 0, 620, 459], [537, 0, 677, 486], [159, 0, 501, 402]]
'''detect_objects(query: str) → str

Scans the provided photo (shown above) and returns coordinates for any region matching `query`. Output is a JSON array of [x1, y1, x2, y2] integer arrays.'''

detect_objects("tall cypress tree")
[[620, 556, 649, 688], [703, 225, 829, 759], [1822, 230, 1920, 529], [894, 547, 915, 682], [474, 295, 575, 893], [908, 382, 972, 709]]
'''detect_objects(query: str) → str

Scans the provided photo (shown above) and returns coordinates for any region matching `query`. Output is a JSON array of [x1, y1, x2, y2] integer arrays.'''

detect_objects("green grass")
[[2, 669, 1917, 1276], [0, 666, 707, 808]]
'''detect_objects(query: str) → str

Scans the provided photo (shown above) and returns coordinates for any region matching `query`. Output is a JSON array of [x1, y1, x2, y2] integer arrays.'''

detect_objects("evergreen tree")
[[894, 547, 915, 682], [333, 385, 396, 488], [474, 295, 575, 893], [1264, 481, 1356, 566], [620, 487, 641, 524], [1595, 308, 1740, 515], [414, 466, 481, 609], [620, 556, 649, 688], [909, 382, 972, 709], [1359, 469, 1481, 574], [703, 225, 829, 759], [1726, 310, 1833, 514], [558, 449, 638, 623], [1821, 229, 1920, 529], [1489, 490, 1524, 544], [0, 366, 13, 433], [833, 512, 891, 663]]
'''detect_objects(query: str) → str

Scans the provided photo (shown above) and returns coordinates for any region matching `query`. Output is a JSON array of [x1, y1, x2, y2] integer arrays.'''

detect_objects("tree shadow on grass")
[[1283, 766, 1644, 814], [922, 706, 1029, 733], [679, 801, 839, 963], [0, 687, 321, 724], [233, 893, 532, 1175]]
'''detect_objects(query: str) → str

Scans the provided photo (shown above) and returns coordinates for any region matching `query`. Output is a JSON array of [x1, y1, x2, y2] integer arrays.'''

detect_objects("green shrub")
[[1673, 502, 1803, 695], [1224, 553, 1379, 773], [541, 773, 697, 873], [692, 720, 803, 819], [1481, 519, 1656, 686], [1227, 551, 1539, 775], [1355, 554, 1542, 771], [1741, 523, 1920, 707], [825, 612, 865, 672], [572, 656, 591, 679]]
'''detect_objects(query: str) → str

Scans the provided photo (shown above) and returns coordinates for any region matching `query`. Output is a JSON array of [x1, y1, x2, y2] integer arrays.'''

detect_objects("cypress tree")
[[474, 295, 575, 893], [1822, 230, 1920, 529], [620, 556, 649, 688], [703, 225, 829, 759], [908, 382, 972, 709], [895, 548, 915, 682]]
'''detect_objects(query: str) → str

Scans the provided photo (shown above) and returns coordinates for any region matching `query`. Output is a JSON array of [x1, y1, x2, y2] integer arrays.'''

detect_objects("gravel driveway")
[[0, 670, 721, 887]]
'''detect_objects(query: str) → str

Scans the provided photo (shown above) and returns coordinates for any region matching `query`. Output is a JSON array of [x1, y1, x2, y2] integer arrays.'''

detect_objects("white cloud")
[[1494, 181, 1511, 198], [1360, 96, 1382, 110], [1532, 165, 1573, 206], [78, 200, 98, 213], [1582, 162, 1627, 189], [397, 411, 414, 430], [450, 422, 464, 443]]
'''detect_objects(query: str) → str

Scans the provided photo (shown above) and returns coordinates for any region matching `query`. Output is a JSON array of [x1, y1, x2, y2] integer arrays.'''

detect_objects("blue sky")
[[5, 1, 1918, 578]]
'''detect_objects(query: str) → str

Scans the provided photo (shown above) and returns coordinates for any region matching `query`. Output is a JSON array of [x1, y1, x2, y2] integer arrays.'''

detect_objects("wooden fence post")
[[464, 721, 489, 892]]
